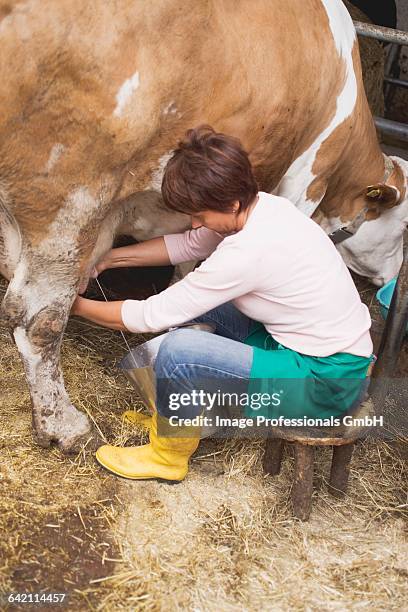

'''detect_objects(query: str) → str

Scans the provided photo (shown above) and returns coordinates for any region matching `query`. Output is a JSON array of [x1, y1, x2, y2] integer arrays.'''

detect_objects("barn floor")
[[0, 273, 407, 611]]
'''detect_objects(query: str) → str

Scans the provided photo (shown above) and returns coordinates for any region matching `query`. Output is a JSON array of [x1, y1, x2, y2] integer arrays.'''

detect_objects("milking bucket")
[[119, 323, 220, 438]]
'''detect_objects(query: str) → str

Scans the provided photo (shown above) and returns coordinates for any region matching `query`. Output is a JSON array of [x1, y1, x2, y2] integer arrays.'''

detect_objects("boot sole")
[[95, 455, 184, 484]]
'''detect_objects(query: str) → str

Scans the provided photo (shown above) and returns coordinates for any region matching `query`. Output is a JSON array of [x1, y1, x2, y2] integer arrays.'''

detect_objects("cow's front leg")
[[1, 256, 94, 453]]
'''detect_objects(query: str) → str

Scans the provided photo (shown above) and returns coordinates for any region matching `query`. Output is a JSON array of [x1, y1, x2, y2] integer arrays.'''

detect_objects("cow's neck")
[[316, 97, 400, 226], [312, 36, 406, 226]]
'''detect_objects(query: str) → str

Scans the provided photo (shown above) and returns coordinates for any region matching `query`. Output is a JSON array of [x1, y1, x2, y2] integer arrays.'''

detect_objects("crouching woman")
[[71, 125, 374, 482]]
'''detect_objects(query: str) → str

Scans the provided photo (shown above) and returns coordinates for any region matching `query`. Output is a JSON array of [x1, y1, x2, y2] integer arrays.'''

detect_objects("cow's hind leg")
[[0, 249, 94, 453]]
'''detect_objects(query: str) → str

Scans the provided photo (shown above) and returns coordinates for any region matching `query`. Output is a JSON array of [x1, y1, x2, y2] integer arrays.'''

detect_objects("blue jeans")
[[154, 303, 254, 419]]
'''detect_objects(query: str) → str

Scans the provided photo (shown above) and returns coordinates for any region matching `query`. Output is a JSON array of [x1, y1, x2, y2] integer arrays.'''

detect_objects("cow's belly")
[[94, 190, 190, 251], [76, 190, 192, 293]]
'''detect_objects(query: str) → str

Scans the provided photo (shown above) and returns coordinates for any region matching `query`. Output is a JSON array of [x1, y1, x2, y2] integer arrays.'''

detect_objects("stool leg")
[[292, 443, 314, 521], [328, 443, 354, 498], [263, 438, 284, 475]]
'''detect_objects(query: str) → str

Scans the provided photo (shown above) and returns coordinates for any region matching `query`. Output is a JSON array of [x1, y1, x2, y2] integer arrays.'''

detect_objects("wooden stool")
[[261, 244, 408, 521], [262, 398, 375, 521]]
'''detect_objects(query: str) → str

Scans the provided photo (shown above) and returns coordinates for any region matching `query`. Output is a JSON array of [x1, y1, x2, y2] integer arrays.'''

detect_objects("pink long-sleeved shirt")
[[121, 192, 373, 358]]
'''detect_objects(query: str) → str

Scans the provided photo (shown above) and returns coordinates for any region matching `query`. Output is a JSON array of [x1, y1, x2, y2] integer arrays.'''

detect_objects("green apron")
[[243, 321, 373, 420]]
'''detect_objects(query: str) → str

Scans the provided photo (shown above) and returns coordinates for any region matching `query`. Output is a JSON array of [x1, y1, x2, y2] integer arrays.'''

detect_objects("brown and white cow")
[[0, 0, 407, 452]]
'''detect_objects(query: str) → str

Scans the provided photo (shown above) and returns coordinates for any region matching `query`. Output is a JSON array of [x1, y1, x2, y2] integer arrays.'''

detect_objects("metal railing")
[[353, 21, 408, 46], [374, 117, 408, 142], [384, 76, 408, 90]]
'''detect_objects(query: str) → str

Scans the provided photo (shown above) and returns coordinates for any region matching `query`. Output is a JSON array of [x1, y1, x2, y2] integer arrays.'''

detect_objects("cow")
[[0, 0, 407, 453]]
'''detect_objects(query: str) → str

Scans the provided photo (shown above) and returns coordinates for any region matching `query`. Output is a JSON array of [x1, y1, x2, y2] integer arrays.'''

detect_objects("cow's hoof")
[[57, 426, 103, 455], [33, 430, 55, 449], [33, 405, 98, 454], [56, 407, 96, 454], [33, 428, 97, 454]]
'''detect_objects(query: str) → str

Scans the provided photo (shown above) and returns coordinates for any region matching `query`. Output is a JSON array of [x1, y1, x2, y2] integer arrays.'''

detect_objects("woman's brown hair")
[[161, 125, 258, 214]]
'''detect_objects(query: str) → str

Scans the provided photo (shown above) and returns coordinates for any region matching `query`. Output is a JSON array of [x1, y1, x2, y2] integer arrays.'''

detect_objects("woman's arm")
[[71, 296, 126, 330], [121, 242, 257, 333], [94, 236, 171, 276], [93, 227, 223, 277], [72, 241, 257, 333], [163, 226, 223, 265]]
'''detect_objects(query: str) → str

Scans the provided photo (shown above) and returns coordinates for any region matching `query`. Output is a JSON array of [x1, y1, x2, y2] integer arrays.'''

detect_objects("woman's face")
[[190, 197, 257, 235]]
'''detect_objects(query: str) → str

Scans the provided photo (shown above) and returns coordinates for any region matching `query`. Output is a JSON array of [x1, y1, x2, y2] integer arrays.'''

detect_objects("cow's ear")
[[366, 183, 401, 208]]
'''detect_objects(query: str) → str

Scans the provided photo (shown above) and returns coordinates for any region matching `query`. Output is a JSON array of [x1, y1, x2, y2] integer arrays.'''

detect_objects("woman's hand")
[[92, 252, 114, 277], [78, 237, 171, 295], [71, 295, 84, 316], [70, 295, 127, 331], [90, 252, 112, 279], [77, 253, 112, 295]]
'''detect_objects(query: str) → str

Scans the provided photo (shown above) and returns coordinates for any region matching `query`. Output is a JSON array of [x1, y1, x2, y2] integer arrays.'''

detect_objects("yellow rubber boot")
[[95, 413, 200, 482], [122, 410, 152, 431]]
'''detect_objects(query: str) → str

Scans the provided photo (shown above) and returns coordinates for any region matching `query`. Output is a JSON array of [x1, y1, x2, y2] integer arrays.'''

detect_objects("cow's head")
[[336, 156, 408, 287]]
